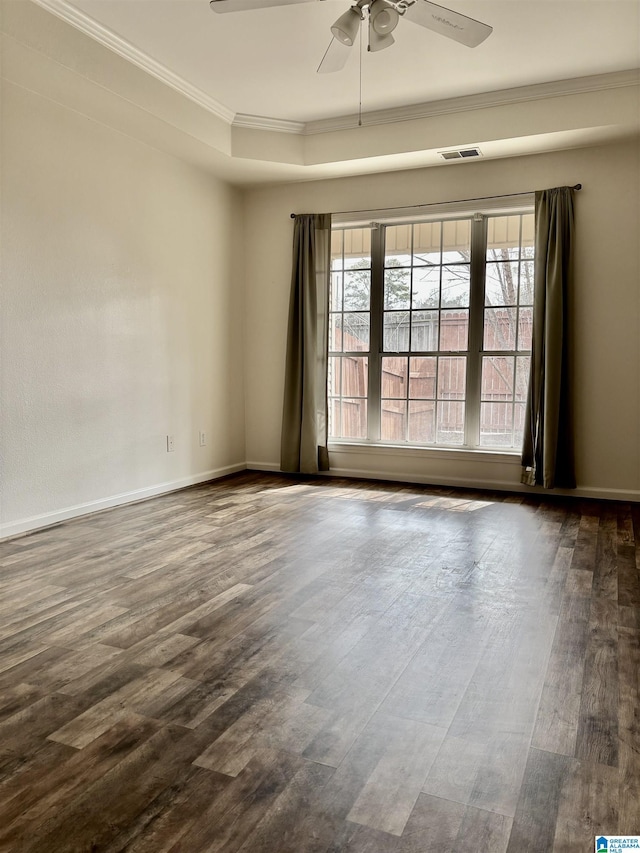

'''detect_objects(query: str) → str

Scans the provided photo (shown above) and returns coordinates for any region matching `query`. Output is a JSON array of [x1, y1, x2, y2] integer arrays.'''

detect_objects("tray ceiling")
[[42, 0, 640, 125]]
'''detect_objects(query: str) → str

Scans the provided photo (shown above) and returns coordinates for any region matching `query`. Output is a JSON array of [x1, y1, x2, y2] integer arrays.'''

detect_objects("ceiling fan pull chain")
[[359, 20, 363, 126]]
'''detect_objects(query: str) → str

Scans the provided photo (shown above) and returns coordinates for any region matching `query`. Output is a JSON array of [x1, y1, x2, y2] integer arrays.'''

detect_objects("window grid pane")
[[440, 309, 469, 352], [381, 219, 474, 447], [380, 354, 467, 446], [437, 401, 465, 445], [409, 357, 437, 400], [329, 356, 369, 440], [381, 399, 407, 442], [480, 213, 534, 449], [408, 401, 436, 444], [328, 227, 371, 441], [383, 219, 471, 359], [382, 356, 408, 399], [341, 398, 368, 439], [384, 225, 470, 351], [343, 313, 370, 351]]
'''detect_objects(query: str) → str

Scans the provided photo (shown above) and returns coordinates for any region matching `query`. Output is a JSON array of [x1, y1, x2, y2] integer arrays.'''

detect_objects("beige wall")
[[0, 79, 246, 535], [243, 141, 640, 499]]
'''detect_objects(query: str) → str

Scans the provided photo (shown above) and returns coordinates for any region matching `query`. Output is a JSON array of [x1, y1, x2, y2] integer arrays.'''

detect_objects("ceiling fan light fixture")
[[369, 0, 399, 35], [368, 24, 394, 51], [331, 7, 362, 45]]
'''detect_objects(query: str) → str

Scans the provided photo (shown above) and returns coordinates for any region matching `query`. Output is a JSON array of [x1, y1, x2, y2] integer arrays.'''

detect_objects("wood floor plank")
[[0, 682, 44, 723], [234, 758, 335, 853], [43, 603, 131, 648], [455, 804, 513, 853], [28, 643, 125, 692], [165, 749, 309, 853], [398, 793, 467, 851], [551, 757, 618, 850], [379, 592, 494, 728], [0, 692, 91, 781], [346, 714, 446, 836], [90, 582, 251, 650], [193, 691, 330, 777], [592, 508, 618, 599], [531, 618, 588, 756], [617, 544, 640, 609], [13, 723, 195, 853], [0, 595, 88, 644], [56, 657, 150, 699], [312, 708, 412, 829], [617, 624, 640, 834], [422, 730, 531, 817], [421, 733, 489, 808], [302, 591, 443, 768], [0, 583, 68, 619], [532, 565, 592, 756], [447, 603, 558, 744], [0, 739, 75, 831], [103, 766, 229, 853], [0, 472, 637, 852], [49, 668, 185, 749], [99, 766, 225, 853], [400, 795, 514, 852], [0, 716, 161, 845], [575, 596, 619, 767], [505, 747, 571, 853], [0, 645, 70, 691]]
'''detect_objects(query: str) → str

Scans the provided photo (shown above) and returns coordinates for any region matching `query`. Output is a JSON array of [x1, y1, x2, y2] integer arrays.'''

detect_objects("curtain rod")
[[289, 184, 582, 218]]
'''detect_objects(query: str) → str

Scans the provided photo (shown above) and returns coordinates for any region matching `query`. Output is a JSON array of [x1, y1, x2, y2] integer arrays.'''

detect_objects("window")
[[328, 208, 535, 451]]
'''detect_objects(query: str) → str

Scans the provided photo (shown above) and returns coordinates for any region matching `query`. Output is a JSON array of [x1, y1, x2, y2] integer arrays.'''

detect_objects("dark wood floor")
[[0, 472, 638, 852]]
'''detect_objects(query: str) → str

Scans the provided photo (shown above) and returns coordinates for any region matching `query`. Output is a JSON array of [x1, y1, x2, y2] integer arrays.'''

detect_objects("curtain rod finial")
[[290, 213, 296, 219], [573, 184, 582, 190]]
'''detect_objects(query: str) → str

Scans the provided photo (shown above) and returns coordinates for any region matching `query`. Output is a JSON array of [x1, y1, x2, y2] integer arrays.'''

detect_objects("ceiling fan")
[[209, 0, 493, 73]]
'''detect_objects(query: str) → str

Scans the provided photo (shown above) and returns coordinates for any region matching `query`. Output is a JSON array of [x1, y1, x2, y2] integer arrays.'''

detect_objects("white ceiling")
[[50, 0, 640, 125]]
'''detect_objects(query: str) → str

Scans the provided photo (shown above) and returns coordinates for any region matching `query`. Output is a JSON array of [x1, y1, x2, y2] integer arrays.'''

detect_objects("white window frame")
[[328, 195, 535, 455]]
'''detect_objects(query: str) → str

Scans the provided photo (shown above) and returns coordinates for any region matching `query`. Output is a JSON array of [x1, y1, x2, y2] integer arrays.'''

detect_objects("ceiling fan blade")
[[317, 37, 352, 73], [401, 0, 492, 47], [210, 0, 318, 13]]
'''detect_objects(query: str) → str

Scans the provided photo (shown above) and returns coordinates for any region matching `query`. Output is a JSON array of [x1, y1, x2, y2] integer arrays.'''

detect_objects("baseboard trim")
[[246, 461, 281, 472], [0, 463, 246, 540], [323, 465, 640, 502], [574, 485, 640, 502]]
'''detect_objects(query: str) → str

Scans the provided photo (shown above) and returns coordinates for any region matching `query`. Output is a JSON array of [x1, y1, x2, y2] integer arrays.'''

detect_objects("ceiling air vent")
[[439, 147, 482, 160]]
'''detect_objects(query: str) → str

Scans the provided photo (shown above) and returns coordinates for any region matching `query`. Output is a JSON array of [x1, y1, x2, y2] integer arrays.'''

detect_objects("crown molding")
[[303, 69, 640, 135], [22, 1, 640, 139], [233, 114, 305, 134], [29, 0, 236, 124]]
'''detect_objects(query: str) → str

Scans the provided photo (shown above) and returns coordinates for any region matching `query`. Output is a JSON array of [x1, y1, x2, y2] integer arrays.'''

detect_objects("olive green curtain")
[[521, 186, 576, 489], [281, 213, 331, 474]]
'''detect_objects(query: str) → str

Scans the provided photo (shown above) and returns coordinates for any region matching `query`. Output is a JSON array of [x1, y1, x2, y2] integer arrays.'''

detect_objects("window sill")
[[327, 441, 522, 466]]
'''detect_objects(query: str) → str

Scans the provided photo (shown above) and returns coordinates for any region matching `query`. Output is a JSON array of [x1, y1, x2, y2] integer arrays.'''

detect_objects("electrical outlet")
[[199, 430, 206, 447], [166, 434, 175, 452]]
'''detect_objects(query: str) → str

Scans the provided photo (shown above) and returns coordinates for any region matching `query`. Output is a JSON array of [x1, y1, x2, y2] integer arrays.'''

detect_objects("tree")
[[336, 255, 471, 311], [336, 257, 408, 310]]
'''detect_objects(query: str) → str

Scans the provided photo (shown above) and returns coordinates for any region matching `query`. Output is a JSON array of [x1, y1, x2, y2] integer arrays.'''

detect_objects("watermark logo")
[[595, 838, 640, 852]]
